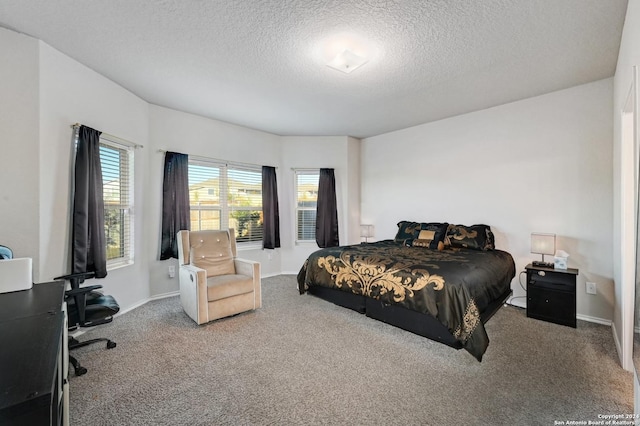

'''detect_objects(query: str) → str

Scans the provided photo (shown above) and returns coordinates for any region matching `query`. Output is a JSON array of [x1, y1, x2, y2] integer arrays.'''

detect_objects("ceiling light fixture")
[[326, 48, 368, 74]]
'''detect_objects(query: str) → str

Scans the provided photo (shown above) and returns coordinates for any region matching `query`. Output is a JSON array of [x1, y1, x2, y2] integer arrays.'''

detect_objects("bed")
[[296, 221, 516, 361]]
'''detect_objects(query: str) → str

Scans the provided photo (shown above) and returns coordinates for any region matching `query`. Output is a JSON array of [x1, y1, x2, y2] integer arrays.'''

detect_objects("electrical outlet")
[[586, 281, 597, 295], [168, 265, 176, 278]]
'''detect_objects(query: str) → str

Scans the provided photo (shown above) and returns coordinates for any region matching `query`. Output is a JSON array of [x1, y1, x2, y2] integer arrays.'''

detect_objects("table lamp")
[[360, 224, 374, 242], [531, 232, 556, 268]]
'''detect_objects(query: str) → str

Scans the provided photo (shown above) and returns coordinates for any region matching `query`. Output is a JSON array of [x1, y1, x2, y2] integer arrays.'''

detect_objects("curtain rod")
[[71, 123, 144, 149], [157, 149, 276, 169]]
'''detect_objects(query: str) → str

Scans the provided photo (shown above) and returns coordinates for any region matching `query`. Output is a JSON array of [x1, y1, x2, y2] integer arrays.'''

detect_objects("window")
[[295, 170, 319, 241], [188, 161, 263, 244], [100, 139, 134, 268]]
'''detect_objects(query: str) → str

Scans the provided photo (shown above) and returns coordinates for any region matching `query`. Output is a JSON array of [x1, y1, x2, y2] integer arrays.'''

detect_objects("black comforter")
[[297, 240, 515, 360]]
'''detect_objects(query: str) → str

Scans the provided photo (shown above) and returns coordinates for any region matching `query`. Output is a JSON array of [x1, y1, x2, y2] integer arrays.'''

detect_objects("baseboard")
[[634, 370, 640, 415], [116, 290, 179, 317], [262, 272, 281, 278], [281, 271, 300, 276], [506, 297, 526, 309], [505, 297, 611, 326], [69, 328, 86, 338], [149, 290, 180, 301], [577, 313, 611, 326], [117, 274, 282, 317]]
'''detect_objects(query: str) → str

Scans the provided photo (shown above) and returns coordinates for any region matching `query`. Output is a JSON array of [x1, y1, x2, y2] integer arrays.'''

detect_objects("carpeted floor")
[[69, 275, 633, 425]]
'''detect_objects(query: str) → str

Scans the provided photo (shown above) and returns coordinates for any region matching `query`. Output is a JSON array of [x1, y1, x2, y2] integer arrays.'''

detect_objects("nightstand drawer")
[[528, 277, 573, 292], [528, 271, 574, 291]]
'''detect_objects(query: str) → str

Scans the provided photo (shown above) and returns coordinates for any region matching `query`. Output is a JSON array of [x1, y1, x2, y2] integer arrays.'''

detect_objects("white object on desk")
[[554, 250, 569, 270], [0, 257, 33, 293]]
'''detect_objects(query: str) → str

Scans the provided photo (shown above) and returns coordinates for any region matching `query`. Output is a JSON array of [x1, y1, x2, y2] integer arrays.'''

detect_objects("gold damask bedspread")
[[296, 240, 515, 361]]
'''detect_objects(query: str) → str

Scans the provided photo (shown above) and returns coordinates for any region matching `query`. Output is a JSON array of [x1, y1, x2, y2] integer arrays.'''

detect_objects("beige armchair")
[[177, 229, 261, 325]]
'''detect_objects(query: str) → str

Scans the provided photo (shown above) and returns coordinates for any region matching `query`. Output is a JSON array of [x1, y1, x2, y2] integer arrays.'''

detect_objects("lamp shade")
[[531, 233, 556, 255], [360, 224, 374, 238]]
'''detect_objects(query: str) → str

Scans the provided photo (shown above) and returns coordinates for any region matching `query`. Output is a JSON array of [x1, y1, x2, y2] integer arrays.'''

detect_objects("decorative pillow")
[[418, 229, 436, 240], [412, 239, 431, 248], [412, 233, 445, 250], [420, 223, 448, 248], [445, 224, 493, 251], [412, 229, 436, 249], [394, 221, 422, 245], [482, 226, 496, 250], [394, 221, 448, 247]]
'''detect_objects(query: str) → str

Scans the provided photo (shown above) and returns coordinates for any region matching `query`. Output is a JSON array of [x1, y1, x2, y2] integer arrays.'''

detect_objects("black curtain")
[[160, 152, 190, 260], [262, 166, 280, 249], [72, 125, 107, 278], [316, 168, 339, 248]]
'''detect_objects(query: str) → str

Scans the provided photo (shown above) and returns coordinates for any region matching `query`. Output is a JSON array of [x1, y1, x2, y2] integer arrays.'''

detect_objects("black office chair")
[[54, 271, 120, 376]]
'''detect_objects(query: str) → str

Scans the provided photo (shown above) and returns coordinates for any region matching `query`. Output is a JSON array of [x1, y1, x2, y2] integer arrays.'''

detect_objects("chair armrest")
[[55, 271, 97, 293], [234, 258, 261, 308], [180, 264, 206, 277], [234, 258, 258, 277], [65, 285, 102, 297], [54, 271, 97, 281], [179, 264, 209, 324]]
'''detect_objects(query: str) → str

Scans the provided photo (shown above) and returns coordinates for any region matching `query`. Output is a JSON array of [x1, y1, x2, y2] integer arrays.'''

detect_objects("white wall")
[[346, 137, 362, 244], [37, 42, 150, 310], [0, 28, 40, 275], [362, 78, 614, 321], [147, 105, 282, 296], [279, 136, 361, 273], [0, 27, 151, 311]]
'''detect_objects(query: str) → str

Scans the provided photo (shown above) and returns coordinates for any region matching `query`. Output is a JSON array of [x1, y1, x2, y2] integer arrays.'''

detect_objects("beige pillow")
[[418, 230, 435, 240], [412, 229, 444, 250]]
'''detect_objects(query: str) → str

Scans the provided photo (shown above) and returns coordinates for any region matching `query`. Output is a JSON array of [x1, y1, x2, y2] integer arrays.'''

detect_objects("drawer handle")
[[538, 271, 546, 277]]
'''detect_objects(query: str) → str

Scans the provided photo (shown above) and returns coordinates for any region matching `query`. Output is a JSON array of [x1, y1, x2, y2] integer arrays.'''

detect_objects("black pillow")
[[394, 221, 422, 245], [418, 222, 449, 249], [482, 226, 495, 250], [394, 221, 448, 248], [446, 224, 493, 250]]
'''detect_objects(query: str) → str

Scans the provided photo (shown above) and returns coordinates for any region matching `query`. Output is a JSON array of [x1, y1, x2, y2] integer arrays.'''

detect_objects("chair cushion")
[[207, 274, 254, 301], [190, 231, 235, 276], [67, 294, 120, 325]]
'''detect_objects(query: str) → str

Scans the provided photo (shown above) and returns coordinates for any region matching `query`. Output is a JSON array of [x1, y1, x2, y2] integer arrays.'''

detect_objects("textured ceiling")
[[0, 0, 629, 138]]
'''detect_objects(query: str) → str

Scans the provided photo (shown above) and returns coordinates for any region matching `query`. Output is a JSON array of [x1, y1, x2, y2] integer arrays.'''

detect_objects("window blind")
[[295, 171, 319, 241], [100, 140, 134, 266], [227, 167, 263, 243], [188, 160, 263, 244], [188, 162, 222, 231]]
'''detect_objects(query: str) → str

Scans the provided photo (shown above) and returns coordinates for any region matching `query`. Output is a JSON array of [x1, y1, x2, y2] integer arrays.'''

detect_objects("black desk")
[[0, 281, 66, 425]]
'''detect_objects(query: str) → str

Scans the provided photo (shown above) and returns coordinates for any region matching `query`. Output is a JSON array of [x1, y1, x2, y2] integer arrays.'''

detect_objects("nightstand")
[[525, 263, 579, 328]]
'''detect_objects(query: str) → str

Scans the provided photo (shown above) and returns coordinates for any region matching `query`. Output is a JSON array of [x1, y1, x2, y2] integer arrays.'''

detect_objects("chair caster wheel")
[[75, 366, 87, 376], [106, 341, 116, 349]]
